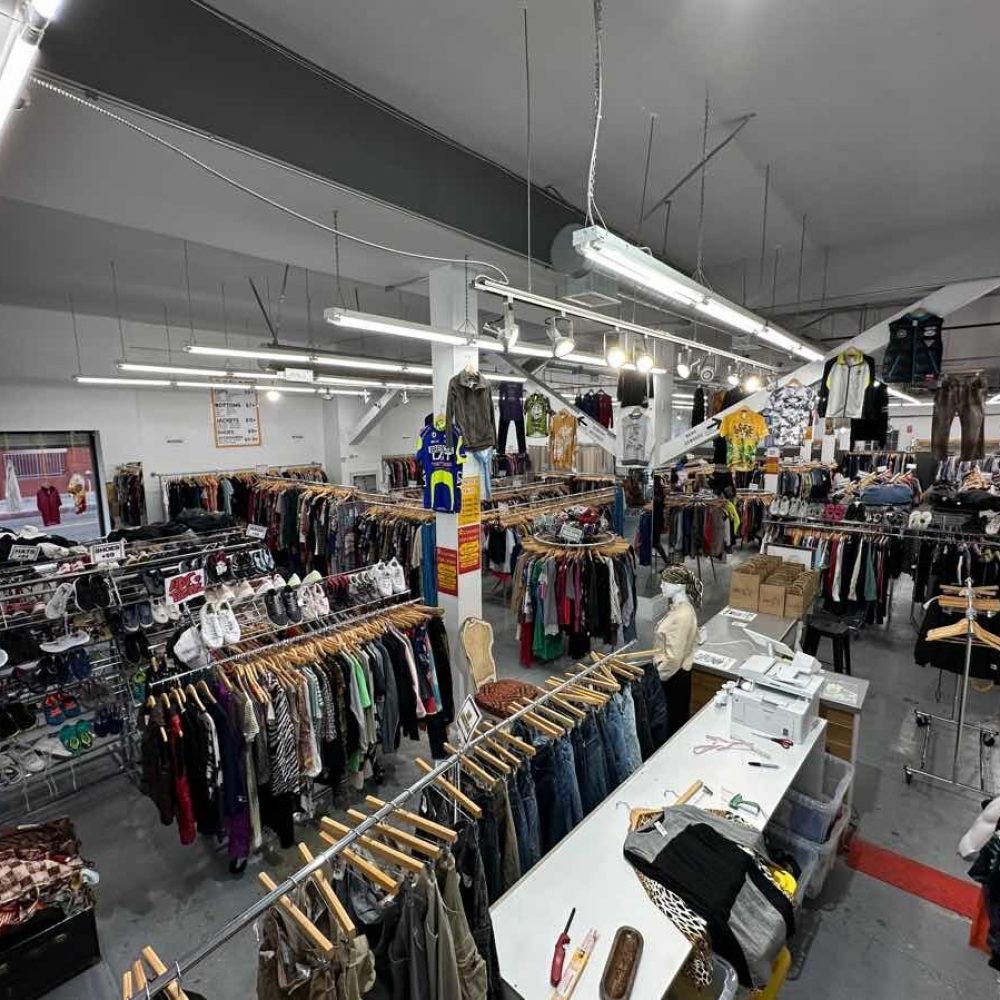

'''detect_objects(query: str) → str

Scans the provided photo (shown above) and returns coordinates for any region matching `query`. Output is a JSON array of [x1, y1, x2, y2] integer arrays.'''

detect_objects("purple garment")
[[215, 686, 252, 860]]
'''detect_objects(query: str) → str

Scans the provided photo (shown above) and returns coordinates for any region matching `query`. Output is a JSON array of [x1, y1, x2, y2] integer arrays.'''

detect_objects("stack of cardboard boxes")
[[730, 555, 820, 619]]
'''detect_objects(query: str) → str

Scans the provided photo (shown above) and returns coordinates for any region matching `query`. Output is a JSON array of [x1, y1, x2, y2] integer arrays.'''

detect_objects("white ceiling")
[[212, 0, 1000, 283]]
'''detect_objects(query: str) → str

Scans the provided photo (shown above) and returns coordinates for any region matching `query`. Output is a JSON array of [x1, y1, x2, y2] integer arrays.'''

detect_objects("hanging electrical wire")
[[585, 0, 608, 228], [31, 77, 511, 283]]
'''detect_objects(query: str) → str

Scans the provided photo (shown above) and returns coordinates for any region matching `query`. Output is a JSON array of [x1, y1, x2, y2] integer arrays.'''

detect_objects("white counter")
[[491, 700, 826, 1000]]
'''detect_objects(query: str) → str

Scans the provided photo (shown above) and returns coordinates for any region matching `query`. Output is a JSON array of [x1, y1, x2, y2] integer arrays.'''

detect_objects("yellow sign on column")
[[458, 475, 481, 526]]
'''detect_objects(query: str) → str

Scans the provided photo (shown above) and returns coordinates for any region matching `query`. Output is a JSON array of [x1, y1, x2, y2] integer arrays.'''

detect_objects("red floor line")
[[846, 837, 980, 919]]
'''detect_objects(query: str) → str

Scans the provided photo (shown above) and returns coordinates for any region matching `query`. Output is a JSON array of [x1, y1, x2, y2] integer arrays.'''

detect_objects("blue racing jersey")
[[416, 424, 465, 513]]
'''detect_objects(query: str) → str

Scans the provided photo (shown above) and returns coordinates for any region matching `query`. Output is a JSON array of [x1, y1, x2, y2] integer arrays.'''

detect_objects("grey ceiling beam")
[[40, 0, 581, 264]]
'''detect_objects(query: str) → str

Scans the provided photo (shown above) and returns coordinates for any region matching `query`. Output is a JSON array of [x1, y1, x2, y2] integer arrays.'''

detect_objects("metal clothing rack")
[[905, 580, 1000, 795], [141, 639, 637, 998]]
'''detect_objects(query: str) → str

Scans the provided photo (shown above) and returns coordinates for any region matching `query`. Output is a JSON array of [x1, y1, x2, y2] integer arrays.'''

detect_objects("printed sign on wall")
[[211, 387, 262, 448], [437, 547, 458, 596]]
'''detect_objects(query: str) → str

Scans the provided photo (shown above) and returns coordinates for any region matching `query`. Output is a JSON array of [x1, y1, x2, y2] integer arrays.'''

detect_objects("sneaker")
[[166, 601, 181, 622], [299, 588, 317, 621], [778, 496, 791, 516], [90, 575, 112, 609], [137, 601, 154, 629], [74, 576, 97, 613], [769, 496, 781, 517], [282, 589, 302, 624], [234, 580, 255, 604], [374, 563, 394, 599], [34, 734, 72, 759], [68, 649, 92, 680], [151, 599, 170, 625], [9, 745, 46, 774], [122, 632, 150, 666], [0, 707, 18, 740], [286, 573, 302, 589], [45, 582, 75, 620], [312, 585, 330, 616], [199, 603, 225, 650], [121, 605, 141, 633], [39, 631, 89, 653], [60, 693, 81, 719], [216, 600, 241, 644], [254, 578, 275, 598], [388, 558, 407, 595], [271, 574, 287, 591], [42, 694, 64, 727], [301, 570, 323, 587], [264, 590, 287, 627]]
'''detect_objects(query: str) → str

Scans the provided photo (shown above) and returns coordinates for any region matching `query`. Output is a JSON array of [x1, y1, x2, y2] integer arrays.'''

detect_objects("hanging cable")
[[69, 294, 82, 375], [585, 0, 607, 228], [523, 3, 533, 291], [109, 260, 126, 358], [694, 88, 710, 286], [31, 77, 511, 284]]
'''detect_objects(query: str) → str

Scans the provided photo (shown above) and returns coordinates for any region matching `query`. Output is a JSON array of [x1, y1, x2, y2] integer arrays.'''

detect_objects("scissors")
[[693, 734, 771, 760], [761, 735, 794, 750]]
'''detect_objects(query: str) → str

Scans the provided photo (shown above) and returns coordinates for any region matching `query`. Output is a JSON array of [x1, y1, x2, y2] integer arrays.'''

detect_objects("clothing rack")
[[140, 639, 636, 999], [151, 463, 324, 480], [482, 487, 616, 529], [905, 582, 1000, 794], [521, 532, 631, 557]]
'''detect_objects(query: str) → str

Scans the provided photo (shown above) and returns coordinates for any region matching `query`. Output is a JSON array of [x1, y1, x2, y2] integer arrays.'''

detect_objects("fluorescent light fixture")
[[757, 326, 798, 352], [574, 227, 700, 306], [118, 362, 280, 380], [0, 37, 40, 140], [326, 308, 467, 346], [184, 343, 434, 376], [174, 380, 258, 390], [32, 0, 64, 18], [886, 386, 921, 404], [74, 376, 172, 387], [481, 372, 527, 383], [793, 344, 824, 362], [696, 298, 762, 335]]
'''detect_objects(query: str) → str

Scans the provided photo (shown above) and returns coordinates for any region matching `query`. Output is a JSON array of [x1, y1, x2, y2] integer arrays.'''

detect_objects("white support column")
[[652, 345, 675, 466], [429, 265, 481, 710]]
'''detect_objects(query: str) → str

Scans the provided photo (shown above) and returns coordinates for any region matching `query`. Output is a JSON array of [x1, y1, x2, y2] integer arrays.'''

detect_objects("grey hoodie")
[[446, 371, 496, 451]]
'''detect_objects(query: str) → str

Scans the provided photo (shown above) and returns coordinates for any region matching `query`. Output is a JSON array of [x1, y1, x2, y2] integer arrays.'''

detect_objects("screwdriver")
[[549, 907, 577, 986]]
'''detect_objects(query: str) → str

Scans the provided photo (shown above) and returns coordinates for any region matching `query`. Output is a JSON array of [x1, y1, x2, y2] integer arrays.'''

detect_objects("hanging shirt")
[[524, 392, 552, 436], [620, 407, 650, 465], [719, 409, 768, 470], [821, 349, 872, 419], [415, 424, 465, 513], [549, 410, 578, 470], [764, 385, 817, 446]]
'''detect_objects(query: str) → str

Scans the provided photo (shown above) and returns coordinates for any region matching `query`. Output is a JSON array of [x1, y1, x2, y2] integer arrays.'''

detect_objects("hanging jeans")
[[932, 376, 986, 460], [497, 404, 527, 455], [467, 448, 495, 499]]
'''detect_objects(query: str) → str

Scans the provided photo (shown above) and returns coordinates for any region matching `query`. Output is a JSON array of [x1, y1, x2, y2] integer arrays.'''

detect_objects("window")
[[5, 448, 68, 481]]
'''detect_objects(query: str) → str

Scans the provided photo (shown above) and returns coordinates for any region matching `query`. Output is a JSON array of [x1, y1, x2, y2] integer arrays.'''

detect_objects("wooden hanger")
[[543, 678, 604, 707], [476, 724, 536, 757], [476, 734, 521, 767], [140, 946, 189, 1000], [442, 742, 498, 787], [121, 969, 133, 1000], [322, 816, 425, 874], [566, 667, 617, 693], [345, 808, 442, 857], [258, 871, 336, 956], [511, 706, 562, 738], [317, 830, 401, 893], [469, 741, 513, 773], [526, 700, 575, 729], [593, 652, 644, 679], [415, 757, 483, 818], [296, 842, 356, 936], [364, 795, 458, 843]]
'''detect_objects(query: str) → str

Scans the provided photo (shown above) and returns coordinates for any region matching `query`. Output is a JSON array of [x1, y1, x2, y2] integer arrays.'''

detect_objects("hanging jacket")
[[818, 350, 873, 419], [446, 371, 496, 450], [881, 312, 943, 385], [35, 486, 61, 526]]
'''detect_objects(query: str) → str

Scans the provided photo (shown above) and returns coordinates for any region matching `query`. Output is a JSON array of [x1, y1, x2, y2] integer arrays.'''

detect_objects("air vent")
[[563, 272, 622, 308]]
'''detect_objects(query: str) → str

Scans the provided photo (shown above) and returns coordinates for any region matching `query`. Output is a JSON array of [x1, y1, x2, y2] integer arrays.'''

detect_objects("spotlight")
[[744, 372, 762, 392], [546, 316, 576, 358], [635, 339, 654, 373], [501, 300, 520, 350], [726, 366, 739, 387], [676, 349, 691, 380], [266, 389, 281, 401], [606, 341, 626, 369]]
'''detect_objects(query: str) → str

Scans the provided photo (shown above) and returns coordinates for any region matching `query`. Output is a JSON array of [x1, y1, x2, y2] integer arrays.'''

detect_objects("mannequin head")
[[659, 565, 704, 609], [661, 580, 688, 604]]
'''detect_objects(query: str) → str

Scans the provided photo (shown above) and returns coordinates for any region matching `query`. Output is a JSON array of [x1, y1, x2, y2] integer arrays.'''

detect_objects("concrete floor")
[[29, 552, 1000, 997]]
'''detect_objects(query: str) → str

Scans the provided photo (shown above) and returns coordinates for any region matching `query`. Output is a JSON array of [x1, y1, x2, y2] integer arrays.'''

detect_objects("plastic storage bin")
[[666, 955, 738, 1000], [767, 808, 850, 898], [764, 825, 820, 909], [772, 752, 853, 842]]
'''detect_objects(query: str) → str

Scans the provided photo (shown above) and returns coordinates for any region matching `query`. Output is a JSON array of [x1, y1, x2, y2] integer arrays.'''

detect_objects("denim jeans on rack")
[[513, 764, 542, 871], [629, 679, 654, 762], [530, 739, 560, 853], [604, 696, 635, 785], [553, 736, 584, 832], [572, 713, 611, 815], [619, 689, 643, 773]]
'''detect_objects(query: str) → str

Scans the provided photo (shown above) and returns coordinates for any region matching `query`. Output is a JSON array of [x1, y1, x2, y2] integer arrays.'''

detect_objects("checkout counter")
[[691, 606, 869, 765]]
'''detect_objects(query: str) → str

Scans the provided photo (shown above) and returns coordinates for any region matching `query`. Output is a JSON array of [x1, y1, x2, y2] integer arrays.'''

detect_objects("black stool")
[[802, 617, 852, 675]]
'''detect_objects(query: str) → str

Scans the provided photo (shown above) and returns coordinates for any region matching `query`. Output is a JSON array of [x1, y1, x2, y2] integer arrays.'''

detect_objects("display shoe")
[[166, 601, 181, 622], [301, 569, 323, 587], [271, 574, 287, 591], [137, 601, 155, 629], [74, 576, 97, 613], [90, 575, 112, 609], [216, 600, 241, 644], [312, 584, 330, 616], [282, 589, 303, 624], [121, 605, 141, 633], [286, 573, 302, 589], [58, 724, 81, 755], [375, 563, 394, 599], [8, 701, 35, 731], [60, 693, 82, 719], [778, 496, 792, 516], [75, 719, 94, 750], [254, 578, 275, 598], [68, 649, 92, 681], [264, 590, 287, 627], [0, 707, 19, 740], [39, 631, 89, 653], [44, 582, 75, 620], [234, 580, 255, 604], [299, 588, 318, 621], [33, 734, 72, 759], [388, 558, 408, 595], [151, 599, 170, 625], [199, 603, 225, 649], [9, 745, 46, 774], [42, 694, 64, 727]]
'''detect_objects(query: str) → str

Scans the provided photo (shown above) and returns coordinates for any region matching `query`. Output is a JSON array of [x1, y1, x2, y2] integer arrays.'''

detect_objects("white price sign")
[[211, 387, 262, 448], [454, 695, 483, 747], [558, 523, 584, 543], [246, 523, 268, 540], [89, 540, 126, 564], [8, 544, 39, 562]]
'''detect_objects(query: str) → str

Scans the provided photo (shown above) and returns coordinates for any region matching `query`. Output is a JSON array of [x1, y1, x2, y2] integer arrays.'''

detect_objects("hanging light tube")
[[183, 343, 434, 376], [0, 2, 61, 143], [325, 307, 468, 346], [118, 362, 280, 379]]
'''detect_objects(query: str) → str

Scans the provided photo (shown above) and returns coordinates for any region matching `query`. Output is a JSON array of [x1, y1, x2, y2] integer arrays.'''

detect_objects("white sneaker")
[[312, 585, 330, 616], [255, 578, 275, 597], [300, 588, 318, 621], [218, 583, 237, 603], [216, 600, 241, 644], [34, 735, 72, 760], [166, 601, 181, 622], [45, 582, 74, 619], [375, 562, 394, 598], [286, 573, 302, 589], [272, 574, 286, 591], [388, 558, 408, 595], [301, 570, 323, 587], [39, 630, 89, 653], [199, 603, 225, 649], [151, 599, 170, 625], [234, 580, 255, 604]]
